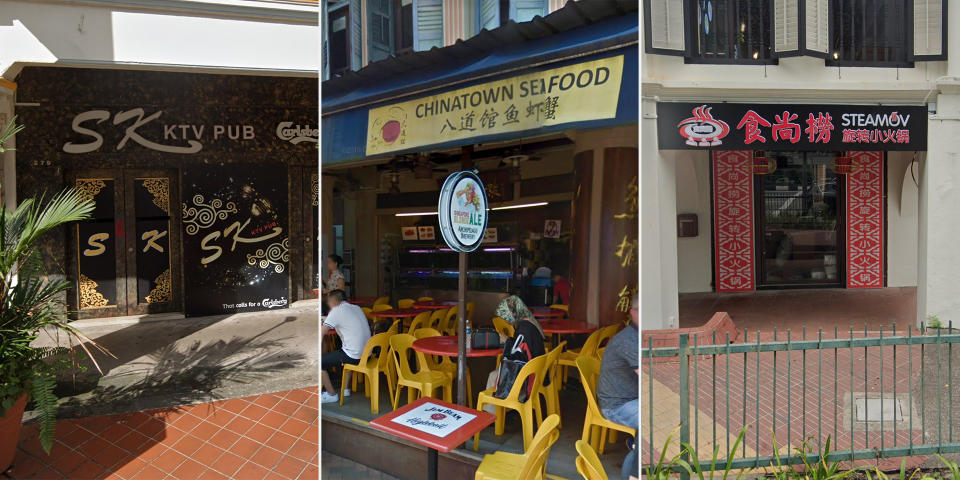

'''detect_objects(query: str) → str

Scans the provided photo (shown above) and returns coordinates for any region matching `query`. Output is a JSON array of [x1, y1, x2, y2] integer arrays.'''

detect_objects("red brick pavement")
[[643, 329, 941, 472], [4, 388, 319, 480]]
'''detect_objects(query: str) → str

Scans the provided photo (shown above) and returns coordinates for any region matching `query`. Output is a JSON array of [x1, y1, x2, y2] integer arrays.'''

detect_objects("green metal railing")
[[641, 324, 960, 472]]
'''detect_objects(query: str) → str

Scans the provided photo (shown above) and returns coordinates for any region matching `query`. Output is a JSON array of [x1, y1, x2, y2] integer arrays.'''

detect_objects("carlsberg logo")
[[276, 122, 318, 144]]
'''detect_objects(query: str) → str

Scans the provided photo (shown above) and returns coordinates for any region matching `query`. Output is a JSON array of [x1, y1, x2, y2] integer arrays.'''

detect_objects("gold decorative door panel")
[[71, 170, 181, 318]]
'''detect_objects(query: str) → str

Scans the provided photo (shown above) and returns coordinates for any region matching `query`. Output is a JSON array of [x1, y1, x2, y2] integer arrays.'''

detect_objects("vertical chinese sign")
[[712, 151, 755, 292], [846, 151, 884, 288], [604, 151, 638, 324], [182, 165, 289, 315]]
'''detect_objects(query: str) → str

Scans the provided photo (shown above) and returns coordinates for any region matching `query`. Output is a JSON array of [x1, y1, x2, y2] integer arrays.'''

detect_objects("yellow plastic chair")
[[373, 296, 390, 306], [412, 327, 442, 339], [575, 440, 608, 480], [474, 354, 548, 451], [361, 306, 374, 322], [475, 414, 561, 480], [411, 327, 472, 408], [398, 298, 416, 309], [534, 342, 567, 429], [339, 333, 394, 414], [576, 356, 636, 455], [549, 304, 569, 316], [441, 306, 459, 335], [389, 334, 452, 409], [406, 311, 432, 334], [373, 304, 394, 312], [558, 325, 617, 390], [417, 296, 434, 302], [428, 308, 448, 331], [492, 316, 515, 339], [466, 301, 476, 323], [386, 319, 401, 335]]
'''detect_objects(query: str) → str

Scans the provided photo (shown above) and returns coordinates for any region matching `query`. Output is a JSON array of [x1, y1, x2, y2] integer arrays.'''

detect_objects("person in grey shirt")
[[597, 297, 639, 480]]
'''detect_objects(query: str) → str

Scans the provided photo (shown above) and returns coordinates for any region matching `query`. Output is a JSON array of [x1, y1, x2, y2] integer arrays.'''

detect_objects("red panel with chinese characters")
[[712, 151, 755, 292], [846, 151, 884, 288]]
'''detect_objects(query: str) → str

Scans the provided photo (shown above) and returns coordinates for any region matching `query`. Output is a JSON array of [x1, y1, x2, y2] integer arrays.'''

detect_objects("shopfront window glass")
[[758, 151, 841, 286]]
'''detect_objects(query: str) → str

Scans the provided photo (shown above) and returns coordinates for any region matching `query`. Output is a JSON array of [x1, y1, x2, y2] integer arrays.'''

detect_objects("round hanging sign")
[[438, 170, 488, 253]]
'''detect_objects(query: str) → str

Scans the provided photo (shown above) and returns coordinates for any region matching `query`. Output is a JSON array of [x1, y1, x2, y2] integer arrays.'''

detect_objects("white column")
[[0, 84, 14, 208], [918, 2, 960, 327], [640, 98, 680, 330]]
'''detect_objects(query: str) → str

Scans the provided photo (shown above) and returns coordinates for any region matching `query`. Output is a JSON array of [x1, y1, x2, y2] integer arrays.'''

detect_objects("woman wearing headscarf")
[[495, 295, 546, 359]]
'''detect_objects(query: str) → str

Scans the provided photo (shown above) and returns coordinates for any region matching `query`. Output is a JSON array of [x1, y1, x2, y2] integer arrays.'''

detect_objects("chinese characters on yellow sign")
[[365, 55, 624, 155]]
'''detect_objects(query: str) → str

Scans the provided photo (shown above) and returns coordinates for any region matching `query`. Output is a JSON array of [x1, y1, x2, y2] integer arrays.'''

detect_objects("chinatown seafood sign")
[[656, 103, 927, 151]]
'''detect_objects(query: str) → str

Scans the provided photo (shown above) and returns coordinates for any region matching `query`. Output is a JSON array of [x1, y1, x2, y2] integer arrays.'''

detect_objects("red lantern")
[[832, 154, 858, 175], [752, 151, 775, 175]]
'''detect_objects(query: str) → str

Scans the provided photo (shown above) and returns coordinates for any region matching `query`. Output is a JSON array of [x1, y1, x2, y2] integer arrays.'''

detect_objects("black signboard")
[[656, 103, 927, 151], [182, 165, 289, 315]]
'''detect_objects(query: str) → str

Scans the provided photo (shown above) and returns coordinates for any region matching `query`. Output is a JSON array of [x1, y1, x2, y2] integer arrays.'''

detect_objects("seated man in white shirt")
[[320, 289, 371, 404]]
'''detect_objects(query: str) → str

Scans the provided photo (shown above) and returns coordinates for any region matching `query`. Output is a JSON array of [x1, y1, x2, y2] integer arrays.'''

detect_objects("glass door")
[[756, 152, 844, 287]]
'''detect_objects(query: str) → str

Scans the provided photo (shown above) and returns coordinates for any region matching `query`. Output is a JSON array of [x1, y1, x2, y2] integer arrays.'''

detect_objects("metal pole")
[[678, 334, 690, 480], [457, 251, 467, 406]]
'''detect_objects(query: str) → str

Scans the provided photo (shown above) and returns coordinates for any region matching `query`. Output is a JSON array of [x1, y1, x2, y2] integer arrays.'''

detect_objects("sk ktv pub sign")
[[438, 171, 488, 253], [656, 103, 927, 151]]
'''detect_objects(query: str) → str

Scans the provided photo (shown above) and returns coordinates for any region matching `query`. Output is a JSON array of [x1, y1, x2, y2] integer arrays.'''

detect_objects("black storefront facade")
[[15, 67, 318, 319]]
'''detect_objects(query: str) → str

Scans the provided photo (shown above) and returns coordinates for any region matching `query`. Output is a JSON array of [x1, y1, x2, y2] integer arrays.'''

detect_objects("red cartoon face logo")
[[430, 413, 447, 420], [381, 120, 402, 143], [678, 105, 730, 146]]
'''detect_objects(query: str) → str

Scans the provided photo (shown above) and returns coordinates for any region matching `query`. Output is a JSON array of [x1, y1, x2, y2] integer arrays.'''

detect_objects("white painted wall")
[[0, 0, 318, 78], [644, 55, 946, 104], [886, 151, 920, 287], [673, 150, 712, 293]]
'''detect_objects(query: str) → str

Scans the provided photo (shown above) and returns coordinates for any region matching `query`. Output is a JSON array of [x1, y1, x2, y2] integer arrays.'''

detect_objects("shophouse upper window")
[[328, 6, 350, 76], [478, 0, 548, 31], [691, 0, 773, 63], [829, 0, 908, 66], [368, 0, 442, 63], [644, 0, 946, 65]]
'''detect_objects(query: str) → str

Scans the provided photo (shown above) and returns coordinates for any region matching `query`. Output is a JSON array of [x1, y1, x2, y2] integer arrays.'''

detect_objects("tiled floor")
[[4, 388, 319, 480], [320, 452, 398, 480], [679, 287, 917, 332]]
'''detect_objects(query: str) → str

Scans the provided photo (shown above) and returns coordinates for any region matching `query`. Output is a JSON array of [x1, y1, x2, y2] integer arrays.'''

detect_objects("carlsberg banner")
[[365, 55, 624, 155]]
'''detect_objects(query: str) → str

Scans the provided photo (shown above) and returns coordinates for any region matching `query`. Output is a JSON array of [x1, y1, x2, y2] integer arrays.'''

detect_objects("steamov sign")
[[656, 103, 927, 151], [438, 171, 488, 253]]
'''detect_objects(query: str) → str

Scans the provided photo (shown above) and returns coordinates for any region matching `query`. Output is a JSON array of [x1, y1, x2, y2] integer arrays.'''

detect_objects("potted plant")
[[0, 116, 102, 472]]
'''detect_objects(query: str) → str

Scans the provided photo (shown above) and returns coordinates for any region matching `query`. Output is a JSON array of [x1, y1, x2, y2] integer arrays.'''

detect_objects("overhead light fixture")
[[491, 201, 548, 211], [395, 211, 439, 217], [388, 172, 401, 194], [413, 155, 434, 179]]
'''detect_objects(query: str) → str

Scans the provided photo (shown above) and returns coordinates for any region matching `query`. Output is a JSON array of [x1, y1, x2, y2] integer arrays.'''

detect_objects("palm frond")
[[0, 115, 25, 153]]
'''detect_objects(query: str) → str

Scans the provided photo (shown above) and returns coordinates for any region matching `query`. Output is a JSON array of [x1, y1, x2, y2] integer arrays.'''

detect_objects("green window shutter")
[[479, 0, 499, 30], [914, 0, 945, 60], [512, 0, 546, 23], [416, 0, 443, 51]]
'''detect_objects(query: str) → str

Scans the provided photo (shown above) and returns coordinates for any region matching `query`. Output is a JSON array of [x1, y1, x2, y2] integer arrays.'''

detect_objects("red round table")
[[412, 301, 457, 310], [369, 308, 423, 329], [412, 336, 501, 358], [540, 319, 597, 346], [369, 397, 495, 480], [347, 296, 378, 305], [530, 306, 565, 319]]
